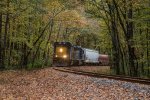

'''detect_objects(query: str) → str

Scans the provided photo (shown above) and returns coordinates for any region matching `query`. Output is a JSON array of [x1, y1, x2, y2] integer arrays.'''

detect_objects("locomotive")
[[52, 42, 109, 67]]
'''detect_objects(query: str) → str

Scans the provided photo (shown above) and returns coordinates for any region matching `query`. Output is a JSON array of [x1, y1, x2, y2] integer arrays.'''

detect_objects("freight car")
[[52, 42, 109, 67], [99, 54, 109, 66], [83, 48, 99, 65]]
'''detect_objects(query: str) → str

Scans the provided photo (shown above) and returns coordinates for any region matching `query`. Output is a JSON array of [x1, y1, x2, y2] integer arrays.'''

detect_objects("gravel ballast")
[[0, 67, 149, 100]]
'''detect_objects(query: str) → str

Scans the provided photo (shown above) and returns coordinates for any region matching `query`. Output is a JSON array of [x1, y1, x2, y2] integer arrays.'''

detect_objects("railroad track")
[[53, 67, 150, 85]]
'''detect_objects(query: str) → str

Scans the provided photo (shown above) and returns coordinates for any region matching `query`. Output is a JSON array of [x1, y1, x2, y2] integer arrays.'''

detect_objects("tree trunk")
[[0, 13, 4, 69], [2, 0, 10, 69], [44, 19, 54, 66], [56, 21, 62, 42], [146, 22, 150, 77], [126, 2, 138, 76], [23, 20, 52, 67], [107, 2, 120, 74]]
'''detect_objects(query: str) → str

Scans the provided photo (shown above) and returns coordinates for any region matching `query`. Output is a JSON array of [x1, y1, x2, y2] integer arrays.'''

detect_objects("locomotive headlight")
[[55, 55, 58, 57], [63, 55, 67, 58], [59, 48, 63, 52]]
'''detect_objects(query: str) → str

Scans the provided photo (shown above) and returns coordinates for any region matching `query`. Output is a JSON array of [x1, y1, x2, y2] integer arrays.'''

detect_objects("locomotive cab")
[[53, 42, 72, 66]]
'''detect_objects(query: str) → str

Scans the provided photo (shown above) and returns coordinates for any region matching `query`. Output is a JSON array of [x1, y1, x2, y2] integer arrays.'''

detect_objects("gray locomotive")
[[52, 42, 109, 67]]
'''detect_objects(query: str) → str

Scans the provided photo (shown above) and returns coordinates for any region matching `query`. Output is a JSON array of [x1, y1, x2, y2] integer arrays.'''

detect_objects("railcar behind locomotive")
[[83, 49, 99, 65], [99, 54, 109, 66], [52, 42, 109, 67]]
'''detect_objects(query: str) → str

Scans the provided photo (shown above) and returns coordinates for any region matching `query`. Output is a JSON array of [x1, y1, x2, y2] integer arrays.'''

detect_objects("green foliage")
[[0, 0, 94, 70], [0, 0, 149, 78], [85, 0, 150, 77], [27, 59, 45, 70]]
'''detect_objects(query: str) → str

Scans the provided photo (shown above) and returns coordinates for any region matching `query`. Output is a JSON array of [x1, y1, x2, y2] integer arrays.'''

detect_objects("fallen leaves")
[[0, 67, 149, 100]]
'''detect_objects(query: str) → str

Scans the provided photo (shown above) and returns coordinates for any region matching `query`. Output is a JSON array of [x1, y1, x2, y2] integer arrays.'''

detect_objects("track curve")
[[53, 67, 150, 85]]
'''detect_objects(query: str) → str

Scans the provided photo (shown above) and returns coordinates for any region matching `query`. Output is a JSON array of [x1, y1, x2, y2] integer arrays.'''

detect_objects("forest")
[[0, 0, 149, 78]]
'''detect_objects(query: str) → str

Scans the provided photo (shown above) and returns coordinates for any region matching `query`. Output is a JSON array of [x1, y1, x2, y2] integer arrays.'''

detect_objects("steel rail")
[[53, 67, 150, 85]]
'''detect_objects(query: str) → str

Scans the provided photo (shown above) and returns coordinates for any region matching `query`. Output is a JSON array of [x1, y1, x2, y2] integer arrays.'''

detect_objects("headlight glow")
[[59, 48, 63, 52], [63, 55, 67, 58], [55, 55, 58, 57]]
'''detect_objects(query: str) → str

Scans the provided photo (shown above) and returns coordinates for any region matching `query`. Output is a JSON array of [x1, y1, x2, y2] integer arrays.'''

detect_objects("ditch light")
[[55, 54, 67, 59], [63, 55, 67, 59]]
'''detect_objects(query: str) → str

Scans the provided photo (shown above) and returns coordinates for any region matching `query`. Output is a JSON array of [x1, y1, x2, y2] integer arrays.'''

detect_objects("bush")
[[27, 59, 44, 70], [27, 58, 52, 70]]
